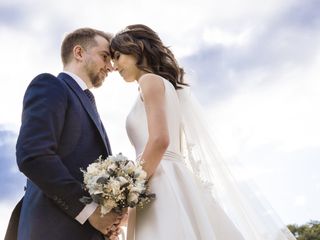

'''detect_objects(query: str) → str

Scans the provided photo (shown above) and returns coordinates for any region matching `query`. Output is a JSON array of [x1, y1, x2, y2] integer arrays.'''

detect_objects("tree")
[[287, 221, 320, 240]]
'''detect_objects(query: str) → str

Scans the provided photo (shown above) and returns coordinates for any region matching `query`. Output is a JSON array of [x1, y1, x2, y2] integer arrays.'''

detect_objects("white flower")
[[108, 178, 121, 195], [131, 184, 145, 194], [134, 166, 147, 180], [101, 199, 116, 214], [114, 153, 128, 161], [128, 192, 139, 205], [86, 163, 99, 175], [107, 153, 127, 162]]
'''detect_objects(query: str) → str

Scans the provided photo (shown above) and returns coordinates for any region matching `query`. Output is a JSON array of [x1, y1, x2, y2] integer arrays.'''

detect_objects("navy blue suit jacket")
[[16, 73, 112, 240]]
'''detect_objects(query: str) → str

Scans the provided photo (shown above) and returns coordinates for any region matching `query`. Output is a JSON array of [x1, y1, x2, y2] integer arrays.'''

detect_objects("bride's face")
[[112, 51, 143, 82]]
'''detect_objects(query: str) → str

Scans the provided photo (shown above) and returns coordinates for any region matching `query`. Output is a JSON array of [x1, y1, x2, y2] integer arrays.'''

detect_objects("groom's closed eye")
[[101, 52, 111, 62]]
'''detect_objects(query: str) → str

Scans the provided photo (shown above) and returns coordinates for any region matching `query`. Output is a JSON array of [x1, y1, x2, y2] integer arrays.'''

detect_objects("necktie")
[[84, 89, 112, 155], [84, 89, 98, 114]]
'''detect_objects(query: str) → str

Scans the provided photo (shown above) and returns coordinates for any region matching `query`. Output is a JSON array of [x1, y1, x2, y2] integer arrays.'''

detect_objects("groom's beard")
[[86, 68, 105, 88], [90, 72, 104, 88]]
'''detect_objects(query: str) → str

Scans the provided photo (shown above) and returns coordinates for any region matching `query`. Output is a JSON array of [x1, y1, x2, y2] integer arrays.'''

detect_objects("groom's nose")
[[106, 62, 114, 72]]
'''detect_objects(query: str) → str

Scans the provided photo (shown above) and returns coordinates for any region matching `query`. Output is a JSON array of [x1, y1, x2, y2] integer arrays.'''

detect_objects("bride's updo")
[[110, 24, 188, 89]]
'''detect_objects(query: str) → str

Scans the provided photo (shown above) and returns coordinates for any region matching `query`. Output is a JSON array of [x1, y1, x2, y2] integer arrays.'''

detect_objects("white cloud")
[[208, 56, 320, 156], [202, 26, 254, 47], [293, 195, 307, 207], [0, 25, 62, 126], [0, 201, 17, 239]]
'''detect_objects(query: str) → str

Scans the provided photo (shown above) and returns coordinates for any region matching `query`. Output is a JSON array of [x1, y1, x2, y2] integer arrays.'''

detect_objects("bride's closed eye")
[[113, 51, 120, 60]]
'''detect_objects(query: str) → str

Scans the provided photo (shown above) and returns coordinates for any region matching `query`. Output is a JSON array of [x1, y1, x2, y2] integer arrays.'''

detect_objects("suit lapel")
[[57, 73, 110, 154]]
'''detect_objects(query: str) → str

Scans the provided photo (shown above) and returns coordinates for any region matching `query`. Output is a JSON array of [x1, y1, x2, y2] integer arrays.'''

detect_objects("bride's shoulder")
[[138, 73, 165, 89], [138, 74, 166, 100], [138, 73, 163, 83]]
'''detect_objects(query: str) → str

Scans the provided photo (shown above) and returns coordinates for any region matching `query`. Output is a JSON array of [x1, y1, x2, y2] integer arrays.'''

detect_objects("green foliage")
[[287, 221, 320, 240]]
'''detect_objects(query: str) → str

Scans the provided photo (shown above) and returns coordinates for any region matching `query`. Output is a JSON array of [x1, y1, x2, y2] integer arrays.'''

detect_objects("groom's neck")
[[63, 65, 92, 89]]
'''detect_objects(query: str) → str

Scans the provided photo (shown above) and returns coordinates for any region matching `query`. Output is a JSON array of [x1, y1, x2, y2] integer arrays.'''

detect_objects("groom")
[[8, 28, 122, 240]]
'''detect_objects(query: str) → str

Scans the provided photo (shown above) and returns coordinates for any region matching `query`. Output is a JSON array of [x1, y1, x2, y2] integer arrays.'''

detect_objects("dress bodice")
[[126, 78, 182, 158]]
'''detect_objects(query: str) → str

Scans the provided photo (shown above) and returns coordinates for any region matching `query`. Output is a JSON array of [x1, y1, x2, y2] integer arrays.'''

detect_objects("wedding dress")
[[125, 77, 296, 240]]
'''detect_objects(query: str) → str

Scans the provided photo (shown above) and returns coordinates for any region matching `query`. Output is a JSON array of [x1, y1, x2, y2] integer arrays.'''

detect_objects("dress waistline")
[[136, 150, 183, 163]]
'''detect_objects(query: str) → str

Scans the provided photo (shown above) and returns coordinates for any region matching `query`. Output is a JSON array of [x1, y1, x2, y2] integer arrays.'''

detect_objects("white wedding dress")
[[125, 78, 296, 240]]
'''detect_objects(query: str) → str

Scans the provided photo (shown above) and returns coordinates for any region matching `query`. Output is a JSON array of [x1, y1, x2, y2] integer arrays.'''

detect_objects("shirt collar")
[[63, 71, 88, 90]]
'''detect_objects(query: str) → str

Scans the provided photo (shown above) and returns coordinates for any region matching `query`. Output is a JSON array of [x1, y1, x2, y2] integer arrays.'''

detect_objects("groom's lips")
[[101, 70, 107, 77]]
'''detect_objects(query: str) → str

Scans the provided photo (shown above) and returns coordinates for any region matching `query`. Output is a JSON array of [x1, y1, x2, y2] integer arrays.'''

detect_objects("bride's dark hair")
[[110, 24, 188, 89]]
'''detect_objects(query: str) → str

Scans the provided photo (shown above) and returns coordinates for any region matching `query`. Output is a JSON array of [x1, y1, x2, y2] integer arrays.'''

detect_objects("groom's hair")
[[61, 28, 112, 66]]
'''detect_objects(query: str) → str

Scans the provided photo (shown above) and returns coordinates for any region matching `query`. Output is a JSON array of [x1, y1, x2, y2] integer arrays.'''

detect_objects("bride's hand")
[[119, 210, 129, 227], [105, 224, 121, 240], [105, 209, 128, 239]]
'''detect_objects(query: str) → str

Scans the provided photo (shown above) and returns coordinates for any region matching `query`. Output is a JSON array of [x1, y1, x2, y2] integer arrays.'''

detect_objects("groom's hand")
[[88, 207, 122, 235]]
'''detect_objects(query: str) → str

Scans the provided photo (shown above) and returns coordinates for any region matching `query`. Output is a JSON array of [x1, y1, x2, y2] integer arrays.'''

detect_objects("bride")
[[110, 24, 296, 240]]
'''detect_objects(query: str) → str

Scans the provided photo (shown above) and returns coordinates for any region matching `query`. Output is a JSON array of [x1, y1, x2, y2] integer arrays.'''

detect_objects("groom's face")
[[83, 35, 113, 88]]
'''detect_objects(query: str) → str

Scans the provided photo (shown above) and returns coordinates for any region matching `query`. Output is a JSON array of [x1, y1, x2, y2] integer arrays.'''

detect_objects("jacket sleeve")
[[16, 73, 89, 218]]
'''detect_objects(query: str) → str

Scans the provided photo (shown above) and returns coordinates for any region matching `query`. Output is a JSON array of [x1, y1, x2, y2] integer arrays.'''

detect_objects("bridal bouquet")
[[80, 153, 155, 215]]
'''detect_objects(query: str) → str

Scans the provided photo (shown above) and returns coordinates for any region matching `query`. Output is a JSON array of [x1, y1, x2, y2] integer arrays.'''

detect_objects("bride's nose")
[[106, 62, 114, 72], [112, 62, 119, 71]]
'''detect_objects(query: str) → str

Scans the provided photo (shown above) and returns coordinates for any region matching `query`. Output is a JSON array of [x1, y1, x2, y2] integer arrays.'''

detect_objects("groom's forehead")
[[93, 36, 110, 48], [93, 43, 110, 54]]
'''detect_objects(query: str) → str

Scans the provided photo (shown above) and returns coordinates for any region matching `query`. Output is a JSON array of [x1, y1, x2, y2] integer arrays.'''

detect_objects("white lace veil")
[[177, 86, 296, 240]]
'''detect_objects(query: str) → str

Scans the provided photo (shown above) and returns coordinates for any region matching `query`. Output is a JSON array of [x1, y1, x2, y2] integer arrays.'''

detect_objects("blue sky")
[[0, 0, 319, 238]]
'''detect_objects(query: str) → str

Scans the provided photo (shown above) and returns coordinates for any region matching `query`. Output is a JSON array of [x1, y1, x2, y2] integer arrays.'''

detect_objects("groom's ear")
[[73, 45, 85, 61]]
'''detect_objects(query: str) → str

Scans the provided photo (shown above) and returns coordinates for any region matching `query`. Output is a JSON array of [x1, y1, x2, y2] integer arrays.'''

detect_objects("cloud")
[[280, 0, 320, 29], [0, 127, 25, 201], [229, 143, 320, 224], [0, 3, 29, 28], [294, 195, 307, 207], [180, 0, 320, 104]]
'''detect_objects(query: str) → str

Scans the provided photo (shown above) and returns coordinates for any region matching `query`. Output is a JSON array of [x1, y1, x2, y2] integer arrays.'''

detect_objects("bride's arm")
[[138, 74, 169, 179]]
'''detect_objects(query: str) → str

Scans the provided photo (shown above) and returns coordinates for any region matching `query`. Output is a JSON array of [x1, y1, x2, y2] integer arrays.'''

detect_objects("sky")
[[0, 0, 320, 238]]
